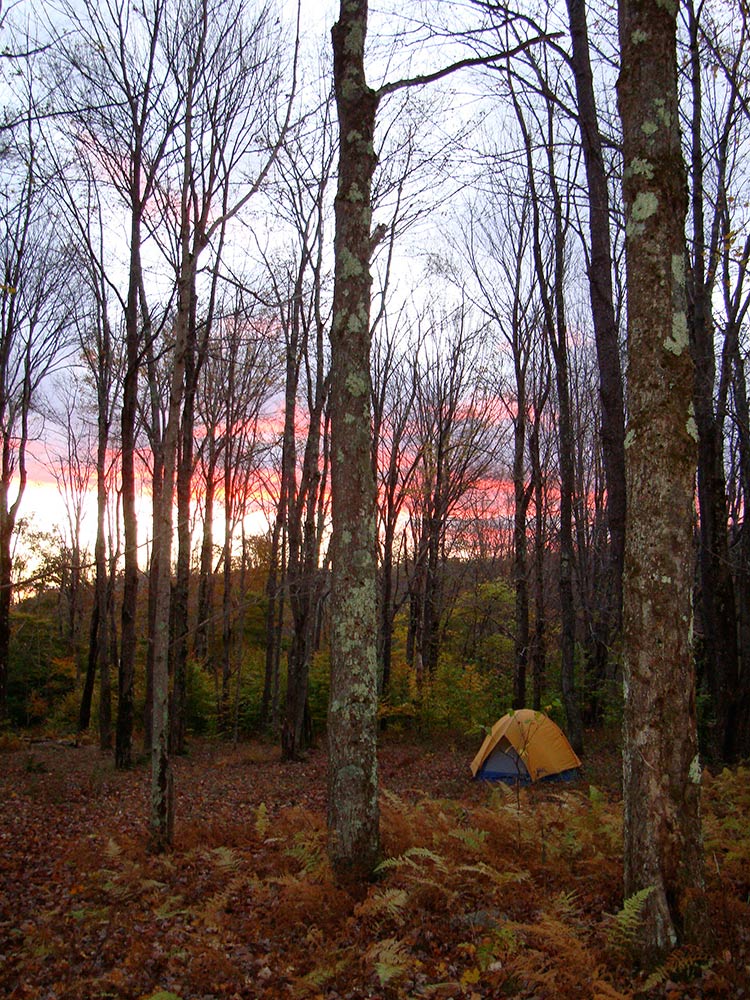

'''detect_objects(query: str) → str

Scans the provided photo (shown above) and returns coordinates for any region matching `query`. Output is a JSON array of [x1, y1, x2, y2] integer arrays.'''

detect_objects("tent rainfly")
[[471, 709, 581, 784]]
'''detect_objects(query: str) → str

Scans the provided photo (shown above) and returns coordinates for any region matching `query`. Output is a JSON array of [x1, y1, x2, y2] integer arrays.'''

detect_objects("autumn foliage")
[[0, 736, 748, 999]]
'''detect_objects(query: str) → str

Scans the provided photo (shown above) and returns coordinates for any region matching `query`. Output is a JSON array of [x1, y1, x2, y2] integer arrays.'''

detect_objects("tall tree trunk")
[[116, 240, 142, 770], [281, 297, 306, 760], [170, 289, 198, 757], [220, 428, 234, 736], [556, 353, 584, 753], [80, 380, 111, 738], [0, 518, 12, 722], [79, 603, 99, 733], [514, 78, 583, 753], [327, 0, 380, 882], [512, 372, 531, 709], [617, 0, 704, 962], [148, 269, 195, 852], [378, 521, 396, 696], [686, 0, 739, 763], [143, 459, 162, 755], [730, 345, 750, 754], [530, 370, 549, 712], [262, 508, 283, 728], [566, 0, 627, 696], [195, 440, 217, 664]]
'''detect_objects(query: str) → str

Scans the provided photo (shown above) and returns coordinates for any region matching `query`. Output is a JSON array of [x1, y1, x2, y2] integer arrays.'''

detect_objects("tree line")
[[0, 0, 748, 962]]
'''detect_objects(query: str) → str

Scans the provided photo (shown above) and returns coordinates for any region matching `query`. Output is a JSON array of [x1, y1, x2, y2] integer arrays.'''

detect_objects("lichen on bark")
[[327, 0, 381, 883], [617, 0, 704, 965]]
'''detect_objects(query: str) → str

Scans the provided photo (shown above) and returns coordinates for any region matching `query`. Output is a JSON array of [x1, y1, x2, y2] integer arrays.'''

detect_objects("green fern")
[[607, 886, 655, 956], [589, 785, 605, 809], [285, 831, 323, 874], [377, 846, 449, 874], [297, 952, 353, 992], [357, 887, 409, 921], [368, 936, 412, 986], [255, 802, 270, 839], [456, 862, 530, 887], [552, 889, 581, 921], [448, 827, 489, 852]]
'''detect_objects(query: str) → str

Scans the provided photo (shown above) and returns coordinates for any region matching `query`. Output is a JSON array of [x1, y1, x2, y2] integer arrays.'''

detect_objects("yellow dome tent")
[[471, 709, 581, 783]]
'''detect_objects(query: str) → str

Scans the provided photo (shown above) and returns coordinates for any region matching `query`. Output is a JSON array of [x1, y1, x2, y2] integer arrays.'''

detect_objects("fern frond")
[[553, 889, 581, 921], [643, 964, 668, 989], [448, 827, 489, 852], [456, 862, 530, 886], [194, 874, 245, 930], [644, 947, 712, 989], [254, 802, 270, 839], [356, 887, 409, 921], [367, 936, 412, 986], [154, 894, 185, 919], [297, 952, 353, 992], [377, 846, 449, 874], [607, 886, 655, 955], [139, 878, 166, 892], [103, 879, 139, 903], [211, 846, 240, 873], [104, 838, 122, 860], [285, 832, 323, 874], [380, 788, 408, 811]]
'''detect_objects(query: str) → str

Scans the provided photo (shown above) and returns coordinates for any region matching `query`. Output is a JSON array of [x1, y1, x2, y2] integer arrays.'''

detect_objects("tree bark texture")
[[327, 0, 380, 882], [512, 381, 531, 710], [566, 0, 627, 680], [514, 81, 584, 753], [685, 0, 740, 764], [115, 238, 141, 770], [617, 0, 704, 962], [0, 517, 12, 721]]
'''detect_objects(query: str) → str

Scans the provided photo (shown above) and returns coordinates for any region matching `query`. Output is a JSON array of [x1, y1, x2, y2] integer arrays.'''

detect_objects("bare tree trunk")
[[566, 0, 627, 698], [513, 76, 583, 752], [195, 439, 218, 665], [116, 241, 141, 770], [327, 0, 380, 882], [262, 509, 283, 728], [0, 518, 12, 722], [220, 401, 234, 736], [530, 410, 548, 711], [170, 291, 198, 757], [685, 0, 740, 764], [79, 601, 99, 733], [143, 451, 162, 755], [80, 383, 111, 739], [512, 380, 531, 710], [731, 344, 750, 754], [617, 0, 704, 962]]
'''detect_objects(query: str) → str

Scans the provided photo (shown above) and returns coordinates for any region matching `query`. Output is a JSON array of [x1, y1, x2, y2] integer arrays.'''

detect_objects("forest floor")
[[0, 730, 748, 1000]]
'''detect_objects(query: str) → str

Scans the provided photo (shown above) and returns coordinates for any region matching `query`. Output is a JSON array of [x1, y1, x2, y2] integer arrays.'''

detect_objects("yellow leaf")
[[460, 967, 481, 986]]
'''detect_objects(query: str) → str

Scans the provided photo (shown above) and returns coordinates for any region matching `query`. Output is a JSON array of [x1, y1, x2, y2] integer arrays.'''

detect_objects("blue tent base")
[[475, 767, 580, 785]]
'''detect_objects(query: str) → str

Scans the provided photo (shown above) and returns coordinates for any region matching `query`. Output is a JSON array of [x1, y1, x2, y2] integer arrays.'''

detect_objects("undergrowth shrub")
[[184, 659, 217, 735], [703, 764, 750, 895], [382, 658, 509, 735], [8, 603, 75, 726], [372, 788, 632, 999]]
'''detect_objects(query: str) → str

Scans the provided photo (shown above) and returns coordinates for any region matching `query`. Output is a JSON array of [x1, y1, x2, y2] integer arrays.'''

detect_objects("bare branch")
[[376, 32, 563, 98]]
